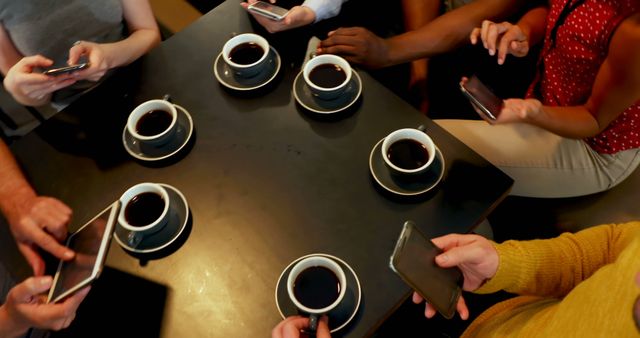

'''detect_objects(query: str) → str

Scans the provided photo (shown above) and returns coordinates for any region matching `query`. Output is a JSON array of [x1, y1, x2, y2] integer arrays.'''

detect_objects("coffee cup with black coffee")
[[222, 33, 270, 78], [381, 128, 436, 176], [118, 182, 171, 248], [127, 99, 178, 147], [303, 54, 352, 100], [287, 255, 347, 331]]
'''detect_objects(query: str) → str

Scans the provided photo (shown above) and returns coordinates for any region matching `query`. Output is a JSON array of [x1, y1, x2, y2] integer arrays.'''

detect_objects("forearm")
[[101, 29, 160, 69], [385, 0, 527, 66], [402, 0, 441, 32], [516, 6, 548, 47], [476, 222, 639, 297], [526, 104, 601, 138], [0, 141, 37, 222]]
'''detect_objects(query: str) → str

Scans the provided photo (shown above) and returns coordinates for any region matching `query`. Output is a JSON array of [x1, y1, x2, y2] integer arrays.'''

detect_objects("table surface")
[[5, 2, 512, 337]]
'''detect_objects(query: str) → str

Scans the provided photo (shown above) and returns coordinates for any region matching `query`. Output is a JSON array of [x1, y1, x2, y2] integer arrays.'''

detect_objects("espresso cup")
[[287, 255, 347, 332], [222, 33, 270, 78], [303, 54, 352, 100], [127, 99, 178, 147], [381, 128, 436, 176], [118, 182, 171, 248]]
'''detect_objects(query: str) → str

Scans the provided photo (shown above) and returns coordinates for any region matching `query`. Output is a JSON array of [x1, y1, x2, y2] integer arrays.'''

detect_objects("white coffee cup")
[[303, 54, 352, 100], [381, 128, 436, 175], [222, 33, 270, 78], [287, 255, 347, 331], [118, 182, 171, 248], [127, 99, 178, 147]]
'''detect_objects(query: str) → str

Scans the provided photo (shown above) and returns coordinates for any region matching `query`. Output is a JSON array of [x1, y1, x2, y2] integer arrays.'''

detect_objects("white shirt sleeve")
[[301, 0, 349, 22]]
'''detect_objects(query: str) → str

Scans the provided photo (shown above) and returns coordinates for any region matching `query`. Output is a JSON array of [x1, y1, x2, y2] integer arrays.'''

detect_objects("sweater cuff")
[[302, 0, 344, 22], [474, 240, 526, 294]]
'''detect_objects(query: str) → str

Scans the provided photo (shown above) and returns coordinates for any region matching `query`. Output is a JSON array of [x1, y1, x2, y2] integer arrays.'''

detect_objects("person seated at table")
[[0, 140, 89, 336], [0, 0, 161, 111], [240, 0, 349, 34], [273, 221, 640, 337]]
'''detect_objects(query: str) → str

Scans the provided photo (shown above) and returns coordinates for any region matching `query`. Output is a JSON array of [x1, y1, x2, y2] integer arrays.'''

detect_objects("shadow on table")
[[47, 267, 168, 338]]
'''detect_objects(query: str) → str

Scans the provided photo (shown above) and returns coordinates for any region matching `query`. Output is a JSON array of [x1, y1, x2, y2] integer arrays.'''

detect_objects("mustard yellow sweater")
[[462, 221, 640, 337]]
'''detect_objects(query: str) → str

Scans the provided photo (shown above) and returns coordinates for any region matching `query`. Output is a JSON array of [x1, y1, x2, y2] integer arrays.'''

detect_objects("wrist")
[[0, 186, 37, 229], [298, 6, 317, 25], [0, 305, 29, 338]]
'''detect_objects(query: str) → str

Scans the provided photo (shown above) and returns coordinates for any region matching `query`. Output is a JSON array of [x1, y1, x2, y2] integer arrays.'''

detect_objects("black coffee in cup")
[[309, 64, 346, 88], [136, 110, 172, 137], [293, 266, 341, 309], [229, 42, 264, 65], [387, 139, 429, 169], [124, 192, 165, 227]]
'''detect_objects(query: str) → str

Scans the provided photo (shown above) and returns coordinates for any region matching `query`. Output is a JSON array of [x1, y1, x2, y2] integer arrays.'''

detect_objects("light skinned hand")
[[67, 41, 112, 82], [0, 276, 90, 337], [318, 27, 390, 68], [240, 0, 316, 33], [272, 315, 331, 338], [3, 55, 77, 103], [412, 233, 499, 320], [470, 20, 529, 65], [497, 98, 543, 124], [8, 195, 74, 276]]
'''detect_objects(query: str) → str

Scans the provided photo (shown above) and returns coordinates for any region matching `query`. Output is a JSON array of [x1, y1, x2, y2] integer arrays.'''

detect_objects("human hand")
[[318, 27, 390, 69], [3, 55, 77, 105], [0, 276, 90, 337], [412, 233, 498, 319], [272, 315, 331, 338], [67, 41, 111, 82], [241, 0, 315, 33], [7, 194, 74, 276], [470, 20, 529, 65], [497, 98, 543, 124]]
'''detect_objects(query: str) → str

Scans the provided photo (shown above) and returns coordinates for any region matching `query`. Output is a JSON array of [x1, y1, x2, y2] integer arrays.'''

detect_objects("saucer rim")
[[274, 252, 362, 333], [369, 137, 445, 196], [213, 46, 281, 91], [292, 70, 362, 114], [114, 183, 190, 253], [122, 104, 194, 162]]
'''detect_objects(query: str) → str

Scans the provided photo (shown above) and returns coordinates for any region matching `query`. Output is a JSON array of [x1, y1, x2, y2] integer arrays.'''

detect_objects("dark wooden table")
[[4, 1, 512, 337]]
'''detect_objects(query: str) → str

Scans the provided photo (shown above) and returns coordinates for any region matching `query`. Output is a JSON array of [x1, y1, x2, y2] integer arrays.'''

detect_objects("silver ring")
[[73, 40, 82, 46]]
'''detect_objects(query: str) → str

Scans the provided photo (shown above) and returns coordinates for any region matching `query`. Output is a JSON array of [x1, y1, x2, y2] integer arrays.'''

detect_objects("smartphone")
[[43, 63, 90, 76], [247, 1, 290, 21], [47, 201, 119, 304], [389, 221, 462, 319], [460, 75, 503, 121]]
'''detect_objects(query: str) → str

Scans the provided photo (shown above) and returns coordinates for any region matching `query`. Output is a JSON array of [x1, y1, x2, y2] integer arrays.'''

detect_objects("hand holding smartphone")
[[47, 201, 119, 304], [43, 62, 90, 76], [247, 1, 290, 21], [390, 221, 462, 319], [460, 75, 503, 121]]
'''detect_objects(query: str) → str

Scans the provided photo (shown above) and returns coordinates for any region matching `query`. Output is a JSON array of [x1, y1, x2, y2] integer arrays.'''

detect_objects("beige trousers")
[[435, 119, 640, 198]]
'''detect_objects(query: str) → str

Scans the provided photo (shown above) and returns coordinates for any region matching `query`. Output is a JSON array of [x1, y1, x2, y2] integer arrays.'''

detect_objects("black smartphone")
[[47, 201, 119, 303], [247, 1, 290, 21], [460, 75, 503, 121], [43, 63, 90, 76], [389, 221, 462, 319]]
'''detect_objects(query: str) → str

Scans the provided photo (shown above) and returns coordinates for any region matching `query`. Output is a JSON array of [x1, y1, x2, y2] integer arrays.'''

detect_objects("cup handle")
[[308, 313, 319, 332], [127, 231, 143, 248]]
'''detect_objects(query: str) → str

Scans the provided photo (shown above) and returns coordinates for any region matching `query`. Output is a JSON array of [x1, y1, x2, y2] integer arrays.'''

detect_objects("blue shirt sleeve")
[[301, 0, 349, 22]]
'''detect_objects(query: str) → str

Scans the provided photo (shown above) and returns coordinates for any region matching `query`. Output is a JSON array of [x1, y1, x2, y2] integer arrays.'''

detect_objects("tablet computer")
[[47, 201, 119, 303]]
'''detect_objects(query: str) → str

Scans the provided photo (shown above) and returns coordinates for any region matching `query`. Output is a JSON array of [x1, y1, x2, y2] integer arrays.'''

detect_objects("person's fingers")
[[240, 2, 249, 9], [328, 27, 363, 37], [272, 316, 310, 338], [480, 20, 492, 49], [67, 42, 90, 65], [435, 245, 480, 268], [425, 303, 437, 318], [456, 295, 469, 320], [486, 23, 506, 56], [316, 316, 331, 338], [412, 291, 424, 304], [18, 55, 55, 71], [31, 227, 75, 261], [431, 233, 475, 252], [10, 276, 53, 303], [470, 27, 481, 45], [60, 286, 91, 312], [497, 28, 521, 64], [510, 40, 528, 56], [317, 44, 358, 56], [17, 243, 46, 276]]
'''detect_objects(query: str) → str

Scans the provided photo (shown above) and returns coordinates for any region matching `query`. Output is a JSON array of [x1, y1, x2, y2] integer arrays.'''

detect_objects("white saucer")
[[293, 70, 362, 114], [114, 184, 190, 253], [275, 253, 362, 333], [122, 104, 194, 162], [213, 46, 281, 91], [369, 138, 445, 196]]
